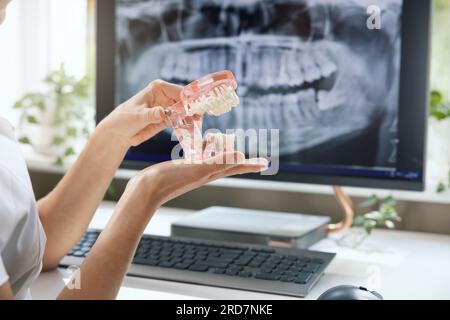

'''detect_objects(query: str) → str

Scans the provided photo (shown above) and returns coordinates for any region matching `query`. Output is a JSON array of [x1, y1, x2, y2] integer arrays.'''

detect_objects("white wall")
[[0, 1, 21, 125], [0, 0, 87, 126]]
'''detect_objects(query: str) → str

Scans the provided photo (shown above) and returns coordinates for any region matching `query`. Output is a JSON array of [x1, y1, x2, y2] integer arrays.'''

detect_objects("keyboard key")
[[212, 268, 226, 274], [182, 258, 195, 265], [280, 276, 295, 282], [294, 272, 313, 284], [303, 263, 321, 273], [134, 258, 158, 266], [283, 271, 297, 278], [158, 261, 175, 268], [174, 262, 191, 270], [189, 264, 209, 272], [298, 257, 311, 263], [234, 259, 252, 266], [225, 269, 239, 276], [248, 260, 263, 268], [72, 251, 85, 257], [261, 267, 274, 274], [311, 258, 325, 264], [261, 263, 277, 269], [208, 252, 220, 258], [260, 248, 276, 253], [203, 260, 230, 269], [255, 272, 280, 281], [238, 271, 252, 278], [275, 264, 290, 271]]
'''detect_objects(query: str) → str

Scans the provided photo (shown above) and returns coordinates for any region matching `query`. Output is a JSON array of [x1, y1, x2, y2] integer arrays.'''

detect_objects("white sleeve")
[[0, 166, 18, 287], [0, 257, 9, 287]]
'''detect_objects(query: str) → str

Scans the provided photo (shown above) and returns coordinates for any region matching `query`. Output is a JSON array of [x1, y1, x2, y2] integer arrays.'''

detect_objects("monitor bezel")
[[96, 0, 431, 191]]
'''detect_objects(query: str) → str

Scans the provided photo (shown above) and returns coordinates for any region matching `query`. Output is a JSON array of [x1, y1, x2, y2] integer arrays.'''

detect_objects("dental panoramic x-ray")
[[116, 0, 402, 169]]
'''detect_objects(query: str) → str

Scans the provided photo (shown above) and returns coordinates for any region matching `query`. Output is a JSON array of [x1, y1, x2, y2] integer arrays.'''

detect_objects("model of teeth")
[[204, 132, 237, 156], [187, 85, 240, 117]]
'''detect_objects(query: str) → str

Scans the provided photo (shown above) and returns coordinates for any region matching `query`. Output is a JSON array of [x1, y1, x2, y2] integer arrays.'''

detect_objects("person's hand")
[[98, 80, 182, 148], [125, 151, 268, 214]]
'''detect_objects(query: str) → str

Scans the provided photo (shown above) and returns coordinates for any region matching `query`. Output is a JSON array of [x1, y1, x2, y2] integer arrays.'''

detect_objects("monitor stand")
[[325, 186, 355, 233]]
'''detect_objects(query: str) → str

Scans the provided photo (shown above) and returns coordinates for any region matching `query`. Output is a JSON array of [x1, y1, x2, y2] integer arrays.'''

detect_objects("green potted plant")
[[13, 64, 93, 166], [337, 195, 401, 248], [428, 90, 450, 193]]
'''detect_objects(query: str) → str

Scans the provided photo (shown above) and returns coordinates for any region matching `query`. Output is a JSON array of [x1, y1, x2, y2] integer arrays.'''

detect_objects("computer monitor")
[[96, 0, 431, 191]]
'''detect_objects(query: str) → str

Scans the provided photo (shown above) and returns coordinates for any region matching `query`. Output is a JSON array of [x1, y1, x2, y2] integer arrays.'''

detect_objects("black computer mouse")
[[318, 285, 383, 300]]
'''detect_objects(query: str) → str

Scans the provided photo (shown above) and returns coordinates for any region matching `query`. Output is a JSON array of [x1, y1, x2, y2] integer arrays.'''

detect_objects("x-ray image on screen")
[[116, 0, 403, 169]]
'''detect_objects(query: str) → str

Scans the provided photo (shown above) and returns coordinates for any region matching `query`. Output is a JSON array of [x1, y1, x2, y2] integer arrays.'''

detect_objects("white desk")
[[32, 202, 450, 300]]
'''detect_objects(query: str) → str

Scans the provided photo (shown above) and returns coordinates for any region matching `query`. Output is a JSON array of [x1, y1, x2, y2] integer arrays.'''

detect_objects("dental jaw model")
[[165, 70, 239, 161]]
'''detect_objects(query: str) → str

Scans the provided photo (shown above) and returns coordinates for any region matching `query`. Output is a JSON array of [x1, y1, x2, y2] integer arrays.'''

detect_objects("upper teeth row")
[[158, 41, 337, 89], [187, 85, 240, 117]]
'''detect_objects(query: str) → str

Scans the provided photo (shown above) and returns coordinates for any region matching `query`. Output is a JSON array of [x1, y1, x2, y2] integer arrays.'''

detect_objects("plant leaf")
[[385, 209, 400, 220], [437, 182, 446, 193], [67, 127, 77, 137], [383, 195, 397, 206], [13, 101, 23, 109], [82, 127, 91, 138], [431, 90, 443, 109], [359, 195, 378, 208], [385, 220, 395, 229], [353, 215, 366, 227], [364, 211, 383, 220], [64, 147, 75, 157], [18, 136, 31, 145], [51, 136, 65, 146], [53, 157, 64, 167], [431, 110, 447, 121], [363, 220, 377, 235], [27, 115, 39, 124]]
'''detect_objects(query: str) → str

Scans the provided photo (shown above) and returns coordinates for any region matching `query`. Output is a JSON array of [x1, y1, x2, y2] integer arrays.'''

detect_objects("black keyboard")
[[61, 229, 335, 297]]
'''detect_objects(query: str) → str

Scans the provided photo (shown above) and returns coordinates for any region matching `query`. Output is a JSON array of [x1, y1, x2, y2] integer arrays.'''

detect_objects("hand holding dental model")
[[164, 70, 241, 161]]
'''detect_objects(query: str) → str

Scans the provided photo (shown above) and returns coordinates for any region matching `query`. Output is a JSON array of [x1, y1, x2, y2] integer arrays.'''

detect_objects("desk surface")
[[32, 202, 450, 300]]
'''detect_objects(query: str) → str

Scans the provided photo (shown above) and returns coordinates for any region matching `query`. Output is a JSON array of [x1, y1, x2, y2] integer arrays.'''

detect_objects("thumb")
[[141, 106, 165, 124]]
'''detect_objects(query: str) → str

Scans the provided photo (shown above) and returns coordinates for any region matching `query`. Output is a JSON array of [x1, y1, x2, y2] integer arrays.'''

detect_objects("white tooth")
[[243, 96, 255, 127], [217, 48, 227, 72], [248, 96, 261, 129], [317, 90, 345, 111], [191, 51, 202, 80], [175, 51, 188, 82], [160, 51, 175, 80], [270, 94, 283, 128], [262, 48, 276, 89], [243, 49, 252, 86], [187, 53, 195, 80], [278, 49, 290, 85], [202, 50, 211, 75], [283, 93, 302, 126], [286, 50, 304, 87], [298, 89, 318, 120], [300, 52, 322, 83], [253, 49, 262, 88], [228, 49, 237, 75], [314, 50, 337, 78]]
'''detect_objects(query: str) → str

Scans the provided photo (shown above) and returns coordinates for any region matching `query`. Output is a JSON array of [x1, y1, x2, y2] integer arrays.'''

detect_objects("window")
[[0, 0, 88, 126], [431, 0, 450, 95]]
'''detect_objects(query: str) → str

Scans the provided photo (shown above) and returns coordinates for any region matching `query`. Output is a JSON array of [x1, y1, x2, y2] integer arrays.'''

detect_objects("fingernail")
[[151, 108, 163, 121]]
